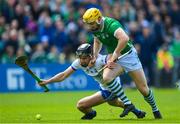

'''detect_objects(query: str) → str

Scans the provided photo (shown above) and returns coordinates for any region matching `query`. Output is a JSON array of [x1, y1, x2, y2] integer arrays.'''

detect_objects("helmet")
[[76, 43, 92, 57], [83, 8, 102, 24]]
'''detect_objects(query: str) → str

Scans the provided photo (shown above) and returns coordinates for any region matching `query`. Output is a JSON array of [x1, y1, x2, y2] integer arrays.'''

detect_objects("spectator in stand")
[[169, 1, 180, 26], [0, 0, 16, 23], [5, 29, 19, 53], [152, 13, 165, 49], [157, 43, 174, 87], [14, 3, 27, 29], [0, 16, 6, 37], [38, 16, 55, 46], [31, 43, 46, 63], [47, 45, 59, 63], [134, 20, 156, 86], [1, 45, 16, 63], [170, 30, 180, 86], [54, 19, 68, 52]]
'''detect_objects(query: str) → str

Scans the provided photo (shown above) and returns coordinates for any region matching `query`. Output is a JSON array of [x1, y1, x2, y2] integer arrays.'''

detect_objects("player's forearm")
[[47, 72, 67, 84], [93, 39, 102, 58], [110, 28, 130, 61], [111, 38, 129, 61], [41, 67, 74, 85]]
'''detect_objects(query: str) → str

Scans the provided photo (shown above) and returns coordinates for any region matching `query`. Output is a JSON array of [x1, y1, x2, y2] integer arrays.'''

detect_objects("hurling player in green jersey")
[[82, 8, 162, 119], [39, 43, 146, 120]]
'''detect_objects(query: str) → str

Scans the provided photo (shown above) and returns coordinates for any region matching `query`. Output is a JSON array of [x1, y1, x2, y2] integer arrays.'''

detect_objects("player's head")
[[82, 8, 103, 32], [76, 43, 92, 67]]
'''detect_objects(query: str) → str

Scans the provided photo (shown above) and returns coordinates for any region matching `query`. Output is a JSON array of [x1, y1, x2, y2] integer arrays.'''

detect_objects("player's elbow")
[[102, 75, 114, 84], [121, 35, 129, 43], [115, 28, 129, 43], [125, 36, 129, 42]]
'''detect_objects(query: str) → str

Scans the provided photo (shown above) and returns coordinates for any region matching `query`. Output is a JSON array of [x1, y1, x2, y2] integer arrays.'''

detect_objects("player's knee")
[[76, 100, 88, 110], [102, 75, 113, 84]]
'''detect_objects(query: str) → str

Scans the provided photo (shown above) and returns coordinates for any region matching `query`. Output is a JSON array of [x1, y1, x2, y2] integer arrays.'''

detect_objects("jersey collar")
[[100, 17, 105, 32]]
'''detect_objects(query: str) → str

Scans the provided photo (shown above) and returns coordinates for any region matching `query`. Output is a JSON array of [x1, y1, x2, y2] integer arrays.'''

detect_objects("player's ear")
[[96, 17, 102, 24]]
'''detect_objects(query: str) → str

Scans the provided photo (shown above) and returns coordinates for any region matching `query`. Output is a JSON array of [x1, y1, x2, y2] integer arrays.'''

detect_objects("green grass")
[[0, 89, 180, 123]]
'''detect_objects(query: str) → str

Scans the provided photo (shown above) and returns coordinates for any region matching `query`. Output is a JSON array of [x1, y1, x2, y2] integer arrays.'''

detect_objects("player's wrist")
[[112, 51, 119, 61], [46, 79, 52, 84]]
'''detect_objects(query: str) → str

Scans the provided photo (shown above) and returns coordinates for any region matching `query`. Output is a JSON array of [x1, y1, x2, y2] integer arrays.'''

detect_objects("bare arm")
[[88, 37, 102, 67], [93, 37, 102, 58], [39, 66, 75, 85], [110, 28, 129, 62]]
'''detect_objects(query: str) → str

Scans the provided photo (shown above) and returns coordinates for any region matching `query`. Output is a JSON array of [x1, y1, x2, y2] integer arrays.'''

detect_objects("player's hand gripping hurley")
[[15, 56, 49, 92]]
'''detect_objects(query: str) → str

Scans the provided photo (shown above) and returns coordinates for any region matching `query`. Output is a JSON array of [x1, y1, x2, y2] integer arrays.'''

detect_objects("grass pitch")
[[0, 88, 180, 123]]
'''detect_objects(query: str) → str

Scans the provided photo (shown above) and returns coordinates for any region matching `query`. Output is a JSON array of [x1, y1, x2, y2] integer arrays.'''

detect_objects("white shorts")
[[117, 47, 142, 72]]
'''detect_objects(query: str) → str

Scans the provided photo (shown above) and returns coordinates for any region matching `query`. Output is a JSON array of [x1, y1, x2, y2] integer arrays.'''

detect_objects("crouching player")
[[39, 43, 146, 120]]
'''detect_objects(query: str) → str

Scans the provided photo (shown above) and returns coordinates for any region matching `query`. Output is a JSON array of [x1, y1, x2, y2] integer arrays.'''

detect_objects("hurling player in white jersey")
[[39, 43, 146, 120]]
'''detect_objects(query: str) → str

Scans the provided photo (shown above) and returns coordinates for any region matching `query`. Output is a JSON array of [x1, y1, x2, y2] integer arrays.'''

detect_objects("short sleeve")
[[108, 20, 123, 37], [71, 59, 80, 71]]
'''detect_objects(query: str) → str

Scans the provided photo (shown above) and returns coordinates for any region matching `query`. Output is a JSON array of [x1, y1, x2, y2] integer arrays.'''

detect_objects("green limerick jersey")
[[93, 17, 133, 54]]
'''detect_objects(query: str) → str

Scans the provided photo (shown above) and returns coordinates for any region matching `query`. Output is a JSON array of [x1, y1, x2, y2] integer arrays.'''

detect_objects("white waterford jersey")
[[71, 54, 108, 90]]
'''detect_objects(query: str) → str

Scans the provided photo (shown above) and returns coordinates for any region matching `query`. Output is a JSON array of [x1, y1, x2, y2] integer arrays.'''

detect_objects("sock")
[[106, 79, 131, 105], [144, 89, 158, 112]]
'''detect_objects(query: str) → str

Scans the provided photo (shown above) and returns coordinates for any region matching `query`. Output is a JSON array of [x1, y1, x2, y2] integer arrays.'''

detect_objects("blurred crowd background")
[[0, 0, 180, 87]]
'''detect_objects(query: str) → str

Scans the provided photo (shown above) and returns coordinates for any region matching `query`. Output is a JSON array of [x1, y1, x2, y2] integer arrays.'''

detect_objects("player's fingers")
[[107, 66, 115, 69], [38, 83, 43, 86], [88, 59, 96, 67], [39, 82, 46, 86], [107, 61, 116, 69]]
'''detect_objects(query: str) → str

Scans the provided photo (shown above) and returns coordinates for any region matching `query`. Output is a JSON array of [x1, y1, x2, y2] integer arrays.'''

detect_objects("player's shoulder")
[[73, 59, 79, 64], [104, 17, 120, 24], [71, 59, 80, 70], [104, 17, 122, 30]]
